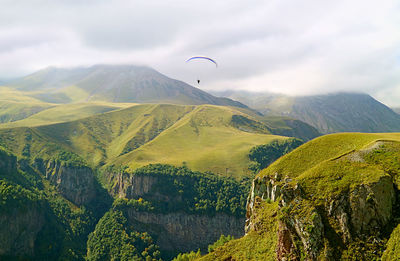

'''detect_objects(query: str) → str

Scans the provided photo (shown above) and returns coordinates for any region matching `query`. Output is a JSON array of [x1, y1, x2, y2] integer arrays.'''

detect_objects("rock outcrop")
[[110, 170, 246, 253], [245, 169, 396, 260], [45, 160, 96, 205], [126, 209, 244, 252], [0, 204, 45, 257]]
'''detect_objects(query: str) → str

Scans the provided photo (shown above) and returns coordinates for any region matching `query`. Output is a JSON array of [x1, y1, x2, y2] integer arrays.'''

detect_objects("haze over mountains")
[[214, 90, 400, 134], [2, 64, 399, 135], [6, 65, 246, 107]]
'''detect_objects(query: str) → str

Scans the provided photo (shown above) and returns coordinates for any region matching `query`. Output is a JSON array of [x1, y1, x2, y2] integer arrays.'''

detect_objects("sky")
[[1, 0, 400, 106]]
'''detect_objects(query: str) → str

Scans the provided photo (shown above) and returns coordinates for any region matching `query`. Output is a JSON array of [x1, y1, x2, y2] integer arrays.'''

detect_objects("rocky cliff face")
[[245, 166, 396, 260], [109, 171, 245, 253], [110, 171, 158, 199], [44, 160, 96, 205], [126, 209, 244, 253], [0, 204, 45, 257]]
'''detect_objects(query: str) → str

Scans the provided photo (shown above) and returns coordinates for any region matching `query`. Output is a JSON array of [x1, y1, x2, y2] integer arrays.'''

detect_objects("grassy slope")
[[199, 201, 279, 261], [202, 132, 400, 260], [115, 105, 284, 178], [0, 103, 287, 178], [0, 102, 134, 128], [0, 87, 55, 123], [260, 132, 400, 179]]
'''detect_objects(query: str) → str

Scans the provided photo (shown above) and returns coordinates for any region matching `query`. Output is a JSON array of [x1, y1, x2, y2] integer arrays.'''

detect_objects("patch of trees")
[[118, 164, 249, 217], [248, 138, 303, 173], [86, 209, 161, 261]]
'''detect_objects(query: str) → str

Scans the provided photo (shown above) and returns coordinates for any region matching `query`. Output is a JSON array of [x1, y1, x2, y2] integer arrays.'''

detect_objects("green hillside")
[[0, 102, 133, 129], [202, 132, 400, 260], [0, 87, 55, 123], [0, 103, 291, 178]]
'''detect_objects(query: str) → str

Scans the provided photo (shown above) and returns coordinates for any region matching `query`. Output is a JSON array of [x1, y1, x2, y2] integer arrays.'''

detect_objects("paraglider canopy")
[[186, 56, 218, 67]]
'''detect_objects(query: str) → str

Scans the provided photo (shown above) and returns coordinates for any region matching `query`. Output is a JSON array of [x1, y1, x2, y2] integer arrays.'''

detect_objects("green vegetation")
[[259, 133, 399, 179], [0, 103, 287, 178], [87, 209, 161, 261], [248, 138, 303, 173], [382, 224, 400, 261], [207, 235, 235, 253], [0, 102, 132, 129], [199, 201, 280, 261], [205, 133, 400, 260], [112, 164, 249, 217], [172, 250, 201, 261]]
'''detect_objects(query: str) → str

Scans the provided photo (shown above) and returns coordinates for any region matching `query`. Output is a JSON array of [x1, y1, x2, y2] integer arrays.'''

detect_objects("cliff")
[[0, 203, 45, 257], [126, 209, 244, 253], [104, 165, 247, 253], [200, 134, 400, 260], [44, 160, 96, 205]]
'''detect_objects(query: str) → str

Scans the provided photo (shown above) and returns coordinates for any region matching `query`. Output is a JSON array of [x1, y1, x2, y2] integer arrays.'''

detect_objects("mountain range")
[[213, 90, 400, 134], [2, 64, 400, 260]]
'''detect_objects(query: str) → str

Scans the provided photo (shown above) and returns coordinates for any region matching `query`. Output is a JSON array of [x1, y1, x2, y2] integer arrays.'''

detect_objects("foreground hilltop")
[[5, 65, 246, 107], [202, 132, 400, 260], [214, 91, 400, 134]]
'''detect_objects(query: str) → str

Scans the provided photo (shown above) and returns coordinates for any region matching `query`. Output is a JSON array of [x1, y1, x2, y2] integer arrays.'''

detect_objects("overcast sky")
[[1, 0, 400, 105]]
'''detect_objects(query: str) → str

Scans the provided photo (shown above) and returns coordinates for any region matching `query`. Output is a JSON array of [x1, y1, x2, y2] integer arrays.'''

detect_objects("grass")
[[259, 133, 400, 179], [199, 201, 279, 261], [0, 102, 134, 128], [0, 103, 288, 178], [111, 105, 286, 178]]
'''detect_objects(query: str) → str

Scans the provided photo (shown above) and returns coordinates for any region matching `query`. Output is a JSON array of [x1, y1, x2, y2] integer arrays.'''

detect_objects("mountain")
[[200, 132, 400, 260], [393, 107, 400, 114], [214, 91, 400, 134], [6, 65, 247, 107]]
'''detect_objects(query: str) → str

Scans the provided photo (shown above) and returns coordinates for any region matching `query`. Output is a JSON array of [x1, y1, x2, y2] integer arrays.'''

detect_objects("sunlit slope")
[[0, 87, 54, 123], [0, 104, 287, 177], [114, 105, 285, 177], [260, 132, 400, 179], [202, 132, 400, 260], [0, 102, 134, 128]]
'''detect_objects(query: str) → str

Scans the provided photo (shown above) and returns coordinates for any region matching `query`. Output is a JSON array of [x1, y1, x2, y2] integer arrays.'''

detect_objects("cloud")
[[0, 0, 399, 105]]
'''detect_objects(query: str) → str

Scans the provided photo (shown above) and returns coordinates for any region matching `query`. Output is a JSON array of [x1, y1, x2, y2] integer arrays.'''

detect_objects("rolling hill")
[[5, 65, 247, 107], [0, 102, 133, 129], [0, 103, 310, 178], [214, 91, 400, 134]]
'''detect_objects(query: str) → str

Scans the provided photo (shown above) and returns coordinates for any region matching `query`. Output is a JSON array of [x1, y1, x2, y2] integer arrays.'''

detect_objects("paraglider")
[[186, 56, 217, 84], [186, 56, 218, 67]]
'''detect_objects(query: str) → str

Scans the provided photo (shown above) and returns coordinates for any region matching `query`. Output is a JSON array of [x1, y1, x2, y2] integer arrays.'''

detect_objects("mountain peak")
[[6, 65, 247, 107]]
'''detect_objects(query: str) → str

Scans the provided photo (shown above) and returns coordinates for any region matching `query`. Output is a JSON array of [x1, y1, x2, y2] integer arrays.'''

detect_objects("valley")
[[1, 65, 400, 260]]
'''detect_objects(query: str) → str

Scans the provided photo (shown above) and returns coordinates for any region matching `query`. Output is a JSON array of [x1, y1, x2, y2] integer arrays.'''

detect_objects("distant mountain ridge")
[[6, 65, 247, 107], [213, 90, 400, 134]]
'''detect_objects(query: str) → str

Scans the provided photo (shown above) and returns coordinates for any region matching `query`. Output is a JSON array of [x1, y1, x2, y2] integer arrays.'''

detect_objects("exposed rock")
[[45, 160, 96, 205], [246, 171, 395, 260], [349, 175, 394, 236], [111, 172, 159, 199], [0, 204, 45, 257], [277, 221, 298, 260], [125, 209, 245, 253], [246, 176, 283, 233]]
